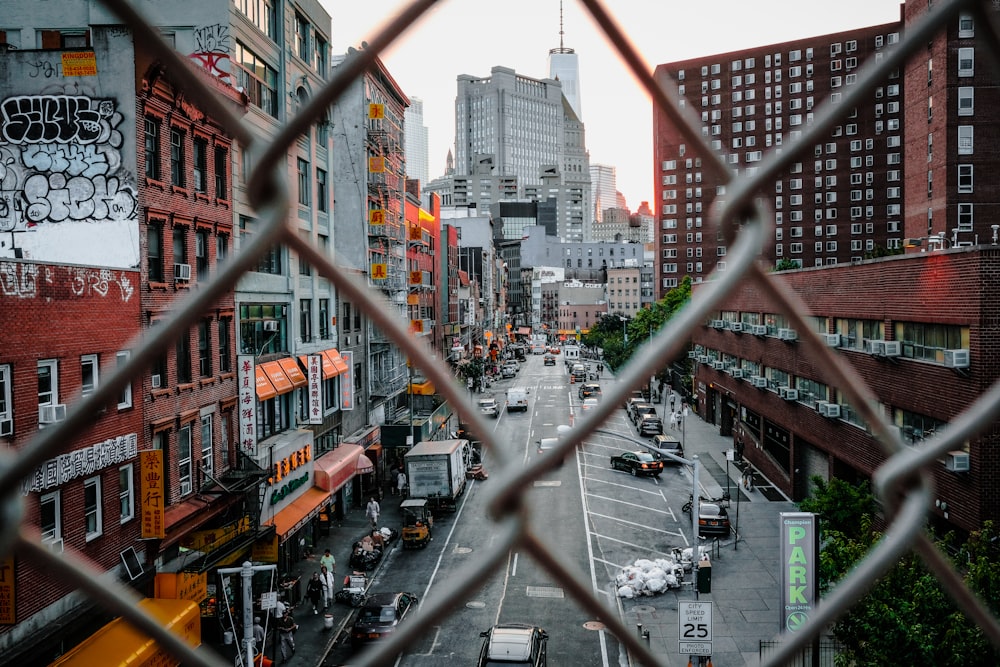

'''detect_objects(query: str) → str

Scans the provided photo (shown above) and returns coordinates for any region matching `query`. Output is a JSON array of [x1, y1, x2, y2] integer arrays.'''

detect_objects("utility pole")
[[218, 561, 277, 667]]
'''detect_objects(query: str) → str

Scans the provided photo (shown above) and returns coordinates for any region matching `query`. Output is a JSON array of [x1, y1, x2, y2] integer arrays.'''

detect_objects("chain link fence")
[[4, 0, 1000, 665]]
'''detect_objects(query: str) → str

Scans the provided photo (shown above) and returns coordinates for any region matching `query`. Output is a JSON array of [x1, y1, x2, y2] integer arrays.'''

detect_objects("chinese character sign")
[[340, 351, 354, 410], [307, 354, 323, 425], [140, 450, 165, 539], [237, 355, 258, 453]]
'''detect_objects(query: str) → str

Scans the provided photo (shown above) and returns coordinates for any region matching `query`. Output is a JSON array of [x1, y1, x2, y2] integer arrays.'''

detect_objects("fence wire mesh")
[[4, 0, 1000, 665]]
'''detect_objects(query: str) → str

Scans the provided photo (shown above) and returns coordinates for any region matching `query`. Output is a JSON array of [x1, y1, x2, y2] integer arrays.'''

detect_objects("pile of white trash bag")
[[616, 548, 707, 598]]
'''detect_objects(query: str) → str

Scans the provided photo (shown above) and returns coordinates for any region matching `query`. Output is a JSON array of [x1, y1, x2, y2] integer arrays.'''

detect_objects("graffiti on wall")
[[189, 24, 232, 86], [0, 260, 134, 301], [0, 94, 136, 233]]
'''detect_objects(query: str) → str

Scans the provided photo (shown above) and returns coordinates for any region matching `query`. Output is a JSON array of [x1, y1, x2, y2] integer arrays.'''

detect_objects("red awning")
[[300, 352, 339, 379], [260, 361, 294, 395], [356, 454, 374, 474], [255, 367, 277, 400], [313, 445, 363, 493], [277, 357, 307, 388], [325, 349, 349, 374]]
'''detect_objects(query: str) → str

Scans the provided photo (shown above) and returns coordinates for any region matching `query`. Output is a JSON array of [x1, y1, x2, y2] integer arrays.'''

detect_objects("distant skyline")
[[322, 0, 904, 210]]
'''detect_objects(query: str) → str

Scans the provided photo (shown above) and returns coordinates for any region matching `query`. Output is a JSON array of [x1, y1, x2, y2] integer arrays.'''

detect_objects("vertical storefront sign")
[[779, 512, 818, 633], [140, 450, 165, 539], [307, 354, 323, 424], [0, 553, 14, 624], [237, 355, 257, 452], [340, 351, 354, 410]]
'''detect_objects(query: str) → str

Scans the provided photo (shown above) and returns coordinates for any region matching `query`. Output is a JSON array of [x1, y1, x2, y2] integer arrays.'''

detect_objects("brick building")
[[689, 249, 998, 536]]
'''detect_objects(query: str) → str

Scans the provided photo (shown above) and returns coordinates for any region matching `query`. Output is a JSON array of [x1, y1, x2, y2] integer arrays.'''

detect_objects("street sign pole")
[[678, 600, 713, 657]]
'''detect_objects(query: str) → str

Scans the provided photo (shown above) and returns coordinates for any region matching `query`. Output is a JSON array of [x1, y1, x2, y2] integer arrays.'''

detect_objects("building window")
[[314, 35, 328, 76], [300, 299, 313, 343], [214, 145, 228, 199], [147, 223, 164, 282], [958, 203, 973, 230], [195, 229, 209, 280], [201, 414, 213, 479], [958, 126, 973, 154], [40, 491, 61, 543], [318, 298, 330, 340], [0, 364, 11, 435], [219, 317, 232, 373], [119, 464, 134, 523], [116, 351, 132, 409], [81, 354, 99, 396], [170, 128, 185, 187], [176, 329, 192, 384], [234, 41, 278, 117], [144, 117, 160, 180], [297, 158, 310, 206], [198, 319, 212, 378], [958, 165, 973, 194], [958, 87, 974, 115], [316, 168, 328, 212], [37, 359, 58, 409], [958, 48, 974, 77], [295, 13, 310, 61], [84, 476, 102, 540], [959, 13, 975, 38], [173, 227, 187, 268], [193, 137, 208, 193], [234, 0, 276, 37], [241, 216, 282, 274], [178, 424, 192, 496]]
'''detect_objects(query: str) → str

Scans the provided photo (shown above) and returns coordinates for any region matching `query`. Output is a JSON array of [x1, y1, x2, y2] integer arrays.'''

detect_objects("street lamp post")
[[619, 315, 628, 345]]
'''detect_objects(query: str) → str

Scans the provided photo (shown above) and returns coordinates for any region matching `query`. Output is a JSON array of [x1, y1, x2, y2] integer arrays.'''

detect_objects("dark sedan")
[[609, 451, 664, 477], [350, 591, 418, 647]]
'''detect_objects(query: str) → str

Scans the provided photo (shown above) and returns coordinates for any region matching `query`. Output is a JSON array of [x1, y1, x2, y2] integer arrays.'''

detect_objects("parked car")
[[577, 382, 602, 400], [580, 397, 599, 413], [650, 434, 684, 462], [622, 390, 646, 409], [478, 623, 549, 666], [536, 437, 564, 466], [624, 396, 647, 417], [478, 397, 499, 418], [501, 363, 518, 379], [350, 591, 418, 647], [569, 363, 587, 382], [609, 451, 664, 477], [543, 354, 556, 366], [638, 415, 663, 436], [697, 502, 731, 537], [630, 402, 657, 424]]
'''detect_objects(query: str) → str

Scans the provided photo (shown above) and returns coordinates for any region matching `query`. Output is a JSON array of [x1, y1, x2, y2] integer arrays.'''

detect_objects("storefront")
[[48, 598, 200, 666], [314, 443, 364, 517]]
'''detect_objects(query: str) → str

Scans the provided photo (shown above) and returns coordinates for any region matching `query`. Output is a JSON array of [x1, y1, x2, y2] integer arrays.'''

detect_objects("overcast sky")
[[321, 0, 904, 211]]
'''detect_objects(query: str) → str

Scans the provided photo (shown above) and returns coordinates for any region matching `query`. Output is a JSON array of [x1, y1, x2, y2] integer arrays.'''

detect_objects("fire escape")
[[366, 103, 408, 399]]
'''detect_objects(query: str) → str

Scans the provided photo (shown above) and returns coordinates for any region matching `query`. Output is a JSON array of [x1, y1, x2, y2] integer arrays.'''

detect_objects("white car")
[[477, 397, 499, 418], [580, 398, 599, 413]]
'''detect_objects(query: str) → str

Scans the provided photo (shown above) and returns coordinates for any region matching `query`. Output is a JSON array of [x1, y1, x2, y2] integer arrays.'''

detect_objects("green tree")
[[799, 477, 1000, 666], [774, 258, 801, 271]]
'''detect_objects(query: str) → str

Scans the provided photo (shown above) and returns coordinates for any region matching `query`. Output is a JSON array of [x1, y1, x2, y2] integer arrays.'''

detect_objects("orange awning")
[[325, 349, 349, 374], [357, 454, 374, 474], [277, 357, 307, 388], [260, 361, 294, 395], [314, 445, 363, 493], [264, 486, 331, 543], [299, 352, 339, 379], [255, 367, 277, 401]]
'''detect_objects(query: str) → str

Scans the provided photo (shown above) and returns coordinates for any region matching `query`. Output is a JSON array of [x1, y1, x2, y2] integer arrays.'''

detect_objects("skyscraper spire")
[[559, 0, 565, 51], [548, 0, 582, 120]]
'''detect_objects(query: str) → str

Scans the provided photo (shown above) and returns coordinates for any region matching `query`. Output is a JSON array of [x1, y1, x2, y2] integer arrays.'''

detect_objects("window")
[[178, 424, 192, 496], [144, 117, 160, 180], [234, 41, 278, 117], [40, 491, 61, 543], [958, 165, 973, 193], [0, 364, 11, 435], [235, 0, 277, 37], [958, 125, 973, 154], [81, 354, 98, 396], [958, 203, 973, 230], [115, 351, 132, 409], [958, 87, 974, 115], [241, 216, 282, 274], [959, 13, 975, 38], [201, 414, 213, 479], [172, 226, 186, 268], [314, 35, 328, 76], [147, 223, 164, 282], [214, 145, 228, 199], [318, 298, 330, 340], [176, 329, 192, 384], [119, 464, 134, 523], [300, 299, 313, 343], [297, 158, 310, 206], [958, 48, 974, 77], [217, 233, 228, 264], [295, 13, 309, 61], [37, 359, 58, 408], [316, 168, 328, 212], [192, 137, 207, 193], [169, 128, 185, 187], [198, 319, 212, 378], [84, 476, 102, 540], [195, 230, 209, 280], [219, 317, 232, 373]]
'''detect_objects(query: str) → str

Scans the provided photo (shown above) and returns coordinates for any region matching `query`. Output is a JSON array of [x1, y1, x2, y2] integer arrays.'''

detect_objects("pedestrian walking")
[[365, 496, 381, 530], [319, 565, 336, 610], [669, 392, 676, 412], [252, 616, 265, 647], [668, 411, 678, 430], [396, 470, 407, 497], [305, 573, 323, 615], [319, 548, 336, 575], [277, 609, 297, 662]]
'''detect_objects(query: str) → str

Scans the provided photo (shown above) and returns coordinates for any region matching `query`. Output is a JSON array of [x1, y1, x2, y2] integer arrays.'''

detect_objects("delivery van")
[[506, 386, 530, 412]]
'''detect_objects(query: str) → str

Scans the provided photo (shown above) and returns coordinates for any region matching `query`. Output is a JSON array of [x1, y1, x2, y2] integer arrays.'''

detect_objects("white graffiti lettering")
[[0, 95, 116, 145], [0, 261, 52, 298], [23, 172, 136, 223], [0, 261, 132, 301]]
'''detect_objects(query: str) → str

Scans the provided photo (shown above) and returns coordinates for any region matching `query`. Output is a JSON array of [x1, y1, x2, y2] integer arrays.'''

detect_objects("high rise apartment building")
[[404, 96, 429, 186], [590, 163, 617, 225], [653, 20, 905, 293]]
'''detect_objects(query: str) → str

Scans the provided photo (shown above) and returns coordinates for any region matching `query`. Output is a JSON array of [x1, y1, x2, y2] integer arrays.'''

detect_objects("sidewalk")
[[206, 490, 405, 666]]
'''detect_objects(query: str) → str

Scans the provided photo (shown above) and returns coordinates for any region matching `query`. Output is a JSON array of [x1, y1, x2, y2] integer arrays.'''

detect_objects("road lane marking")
[[585, 493, 673, 514], [588, 511, 677, 534], [511, 552, 518, 577], [582, 475, 664, 495], [590, 532, 683, 557], [577, 426, 613, 667]]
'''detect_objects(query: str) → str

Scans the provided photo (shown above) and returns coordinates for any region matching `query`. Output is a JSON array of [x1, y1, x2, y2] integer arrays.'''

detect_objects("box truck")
[[404, 439, 469, 512]]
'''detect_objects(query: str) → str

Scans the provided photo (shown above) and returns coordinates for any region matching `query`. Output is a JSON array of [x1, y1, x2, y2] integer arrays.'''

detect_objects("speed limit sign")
[[678, 600, 713, 655]]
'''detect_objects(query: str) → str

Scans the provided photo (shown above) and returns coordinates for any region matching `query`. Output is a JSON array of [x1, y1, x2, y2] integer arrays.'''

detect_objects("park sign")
[[779, 512, 819, 633]]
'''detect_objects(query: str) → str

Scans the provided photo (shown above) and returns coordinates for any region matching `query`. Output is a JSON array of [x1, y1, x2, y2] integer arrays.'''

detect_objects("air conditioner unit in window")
[[751, 376, 768, 388], [749, 324, 768, 336], [38, 404, 67, 424], [730, 322, 744, 333], [711, 360, 726, 370], [174, 263, 191, 281], [943, 349, 970, 369], [151, 374, 162, 389], [730, 369, 745, 379], [819, 402, 841, 418], [709, 319, 725, 329], [0, 418, 11, 437], [945, 451, 970, 472], [882, 341, 901, 357], [779, 387, 799, 400], [777, 328, 797, 341], [45, 538, 64, 553], [263, 320, 279, 332], [697, 355, 710, 364], [687, 351, 699, 359], [821, 333, 841, 347], [864, 339, 885, 356]]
